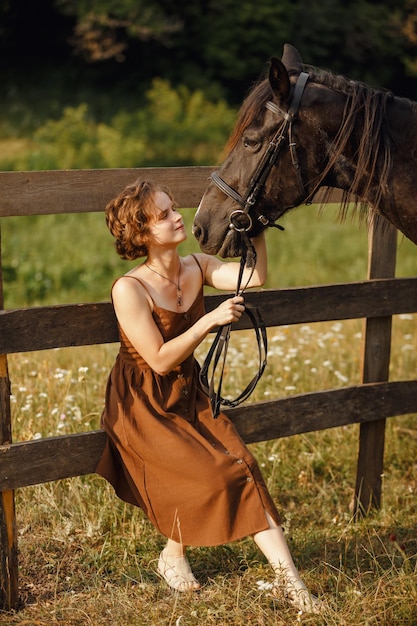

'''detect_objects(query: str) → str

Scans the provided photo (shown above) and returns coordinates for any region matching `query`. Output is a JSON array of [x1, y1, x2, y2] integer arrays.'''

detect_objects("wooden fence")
[[1, 166, 417, 611]]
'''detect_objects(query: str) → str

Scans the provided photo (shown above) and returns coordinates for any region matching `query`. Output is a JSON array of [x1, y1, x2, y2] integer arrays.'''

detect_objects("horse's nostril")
[[192, 224, 202, 241]]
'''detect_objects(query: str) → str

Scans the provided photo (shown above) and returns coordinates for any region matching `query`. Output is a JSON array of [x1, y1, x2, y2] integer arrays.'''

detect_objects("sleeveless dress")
[[96, 259, 281, 547]]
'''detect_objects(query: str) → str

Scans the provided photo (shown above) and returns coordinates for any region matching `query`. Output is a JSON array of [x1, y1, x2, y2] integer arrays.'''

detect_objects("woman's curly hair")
[[105, 180, 176, 260]]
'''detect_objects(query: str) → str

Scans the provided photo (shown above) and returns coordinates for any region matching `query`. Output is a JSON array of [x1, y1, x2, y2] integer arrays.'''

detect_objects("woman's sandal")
[[271, 579, 323, 614], [285, 588, 322, 614], [157, 549, 201, 592]]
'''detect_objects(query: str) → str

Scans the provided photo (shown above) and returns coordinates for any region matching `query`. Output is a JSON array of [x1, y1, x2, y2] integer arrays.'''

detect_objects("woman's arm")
[[198, 231, 267, 291], [112, 277, 245, 376]]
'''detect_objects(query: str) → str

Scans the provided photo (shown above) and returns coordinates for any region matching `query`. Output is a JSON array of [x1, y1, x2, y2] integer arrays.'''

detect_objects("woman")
[[96, 179, 320, 613]]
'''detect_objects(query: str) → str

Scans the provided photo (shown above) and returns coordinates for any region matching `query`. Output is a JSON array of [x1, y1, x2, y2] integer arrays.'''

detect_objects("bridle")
[[210, 71, 310, 234], [200, 72, 310, 418]]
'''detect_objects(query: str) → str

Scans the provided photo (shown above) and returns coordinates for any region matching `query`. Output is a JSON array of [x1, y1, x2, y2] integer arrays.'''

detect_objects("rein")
[[199, 232, 267, 419], [200, 72, 309, 418]]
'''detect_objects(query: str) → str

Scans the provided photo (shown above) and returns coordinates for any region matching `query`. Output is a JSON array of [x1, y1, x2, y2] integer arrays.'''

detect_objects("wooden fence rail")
[[1, 167, 416, 611]]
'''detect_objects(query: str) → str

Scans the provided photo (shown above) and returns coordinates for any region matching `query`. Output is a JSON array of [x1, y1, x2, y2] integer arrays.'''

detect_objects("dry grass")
[[1, 314, 416, 624]]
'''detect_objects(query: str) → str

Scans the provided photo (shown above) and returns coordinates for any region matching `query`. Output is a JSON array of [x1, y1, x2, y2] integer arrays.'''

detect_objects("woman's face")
[[147, 191, 187, 248]]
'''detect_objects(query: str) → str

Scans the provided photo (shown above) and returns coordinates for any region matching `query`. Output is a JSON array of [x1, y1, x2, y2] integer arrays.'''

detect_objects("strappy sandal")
[[271, 579, 323, 614], [157, 550, 201, 592]]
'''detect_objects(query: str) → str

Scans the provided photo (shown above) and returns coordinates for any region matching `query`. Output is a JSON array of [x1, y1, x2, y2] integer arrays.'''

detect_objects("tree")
[[1, 0, 417, 118]]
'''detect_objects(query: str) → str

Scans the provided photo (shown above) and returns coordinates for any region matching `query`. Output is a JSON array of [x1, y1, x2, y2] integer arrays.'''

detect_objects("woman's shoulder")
[[113, 268, 145, 289], [111, 270, 153, 308]]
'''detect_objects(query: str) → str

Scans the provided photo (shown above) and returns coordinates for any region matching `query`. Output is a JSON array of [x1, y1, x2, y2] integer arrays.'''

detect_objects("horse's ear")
[[269, 57, 290, 103], [281, 43, 304, 72]]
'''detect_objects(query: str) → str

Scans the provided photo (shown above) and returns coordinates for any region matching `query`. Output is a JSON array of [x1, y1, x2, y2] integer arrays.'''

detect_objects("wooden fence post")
[[354, 216, 397, 515], [0, 225, 19, 610]]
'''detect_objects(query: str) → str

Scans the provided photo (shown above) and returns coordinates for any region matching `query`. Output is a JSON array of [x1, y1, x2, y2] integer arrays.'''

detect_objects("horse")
[[192, 43, 417, 258]]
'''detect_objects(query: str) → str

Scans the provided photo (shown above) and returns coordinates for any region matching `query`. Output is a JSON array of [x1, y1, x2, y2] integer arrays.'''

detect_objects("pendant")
[[177, 289, 183, 307]]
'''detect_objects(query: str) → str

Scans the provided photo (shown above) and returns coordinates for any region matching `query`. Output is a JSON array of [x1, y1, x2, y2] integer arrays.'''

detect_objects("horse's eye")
[[243, 137, 260, 151]]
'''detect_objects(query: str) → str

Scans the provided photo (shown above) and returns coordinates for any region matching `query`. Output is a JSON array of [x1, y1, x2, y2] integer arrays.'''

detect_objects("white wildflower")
[[334, 371, 349, 383], [256, 579, 274, 590]]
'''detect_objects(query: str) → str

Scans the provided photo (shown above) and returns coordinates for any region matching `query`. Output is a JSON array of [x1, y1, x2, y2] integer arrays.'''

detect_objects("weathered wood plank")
[[0, 167, 214, 217], [0, 302, 119, 353], [0, 491, 18, 610], [232, 380, 417, 444], [0, 430, 107, 490], [354, 220, 397, 514], [1, 278, 417, 354], [1, 380, 417, 491], [248, 277, 417, 326], [0, 362, 18, 610], [0, 224, 19, 610], [0, 170, 344, 218]]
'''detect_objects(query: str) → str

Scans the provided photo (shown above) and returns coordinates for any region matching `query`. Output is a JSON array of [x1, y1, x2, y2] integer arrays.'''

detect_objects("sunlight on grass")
[[4, 311, 417, 624]]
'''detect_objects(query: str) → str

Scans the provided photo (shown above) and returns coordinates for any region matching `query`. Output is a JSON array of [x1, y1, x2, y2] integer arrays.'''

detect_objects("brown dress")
[[96, 263, 281, 547]]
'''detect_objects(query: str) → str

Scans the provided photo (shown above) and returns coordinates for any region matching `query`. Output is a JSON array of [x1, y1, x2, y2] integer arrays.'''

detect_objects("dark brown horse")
[[193, 43, 417, 257]]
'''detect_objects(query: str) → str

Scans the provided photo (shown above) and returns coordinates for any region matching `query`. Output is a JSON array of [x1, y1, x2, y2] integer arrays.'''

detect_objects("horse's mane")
[[226, 64, 407, 222], [306, 66, 395, 219]]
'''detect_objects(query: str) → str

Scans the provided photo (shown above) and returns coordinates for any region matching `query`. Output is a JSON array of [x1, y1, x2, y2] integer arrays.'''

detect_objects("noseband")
[[210, 71, 310, 233]]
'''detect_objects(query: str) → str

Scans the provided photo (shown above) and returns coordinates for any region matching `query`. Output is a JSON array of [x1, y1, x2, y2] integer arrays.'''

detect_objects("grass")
[[1, 206, 417, 624], [2, 202, 417, 308]]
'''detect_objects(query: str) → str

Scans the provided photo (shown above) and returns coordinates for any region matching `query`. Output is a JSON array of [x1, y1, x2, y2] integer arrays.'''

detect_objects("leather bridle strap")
[[210, 171, 246, 208], [199, 298, 267, 419], [199, 234, 267, 419], [210, 71, 310, 230]]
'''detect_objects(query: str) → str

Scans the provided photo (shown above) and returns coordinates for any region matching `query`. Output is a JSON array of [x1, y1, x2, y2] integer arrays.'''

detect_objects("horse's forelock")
[[225, 79, 272, 155]]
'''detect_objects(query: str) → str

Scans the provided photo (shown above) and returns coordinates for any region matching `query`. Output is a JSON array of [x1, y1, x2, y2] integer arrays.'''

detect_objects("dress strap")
[[190, 253, 204, 279], [111, 275, 153, 304]]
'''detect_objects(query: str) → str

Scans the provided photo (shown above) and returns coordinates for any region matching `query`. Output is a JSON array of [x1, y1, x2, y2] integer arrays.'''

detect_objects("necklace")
[[144, 260, 183, 306]]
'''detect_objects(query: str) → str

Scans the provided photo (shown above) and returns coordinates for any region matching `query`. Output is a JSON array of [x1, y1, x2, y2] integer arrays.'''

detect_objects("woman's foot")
[[272, 578, 322, 614], [157, 549, 201, 592]]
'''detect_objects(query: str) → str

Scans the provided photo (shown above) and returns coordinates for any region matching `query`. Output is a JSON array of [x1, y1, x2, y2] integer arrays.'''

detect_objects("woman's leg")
[[253, 512, 320, 613], [157, 538, 201, 592]]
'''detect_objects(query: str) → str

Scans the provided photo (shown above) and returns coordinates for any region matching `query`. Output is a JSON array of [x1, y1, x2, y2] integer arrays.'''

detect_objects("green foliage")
[[52, 0, 417, 97], [0, 80, 235, 171], [2, 0, 417, 125], [134, 79, 235, 166], [0, 212, 126, 306]]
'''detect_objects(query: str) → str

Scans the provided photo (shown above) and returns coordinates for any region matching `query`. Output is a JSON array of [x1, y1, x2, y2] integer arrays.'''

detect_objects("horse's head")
[[193, 44, 316, 256], [194, 43, 413, 254]]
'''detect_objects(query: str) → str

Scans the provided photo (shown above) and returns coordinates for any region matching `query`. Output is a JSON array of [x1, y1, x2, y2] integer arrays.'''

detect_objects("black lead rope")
[[199, 236, 268, 418]]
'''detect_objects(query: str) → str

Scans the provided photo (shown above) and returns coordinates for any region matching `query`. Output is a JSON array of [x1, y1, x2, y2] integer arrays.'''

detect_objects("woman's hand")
[[208, 295, 245, 327], [198, 231, 267, 291]]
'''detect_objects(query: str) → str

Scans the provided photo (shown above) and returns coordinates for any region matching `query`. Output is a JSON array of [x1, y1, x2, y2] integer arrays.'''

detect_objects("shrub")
[[0, 80, 236, 171]]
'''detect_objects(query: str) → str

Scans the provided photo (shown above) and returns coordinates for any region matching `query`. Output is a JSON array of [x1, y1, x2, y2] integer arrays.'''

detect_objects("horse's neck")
[[387, 96, 417, 155]]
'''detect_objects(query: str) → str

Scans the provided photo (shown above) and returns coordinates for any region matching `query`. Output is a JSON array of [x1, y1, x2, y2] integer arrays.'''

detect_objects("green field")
[[2, 203, 417, 308], [1, 206, 417, 624]]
